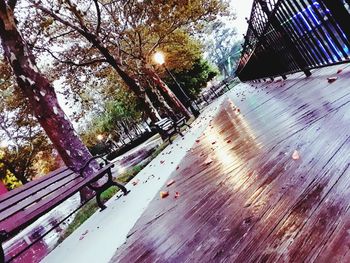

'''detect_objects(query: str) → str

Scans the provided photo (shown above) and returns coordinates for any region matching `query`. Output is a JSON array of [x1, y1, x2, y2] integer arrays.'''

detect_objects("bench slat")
[[0, 163, 115, 237], [0, 172, 78, 221], [0, 169, 75, 211], [1, 177, 85, 237], [0, 166, 69, 204]]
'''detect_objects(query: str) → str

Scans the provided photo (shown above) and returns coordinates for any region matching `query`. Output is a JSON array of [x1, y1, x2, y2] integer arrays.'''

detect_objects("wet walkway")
[[111, 64, 350, 263], [40, 96, 224, 263]]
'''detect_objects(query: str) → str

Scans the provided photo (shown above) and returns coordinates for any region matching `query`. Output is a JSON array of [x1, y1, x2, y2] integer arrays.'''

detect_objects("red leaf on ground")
[[132, 179, 140, 186], [160, 191, 169, 199], [212, 141, 216, 145], [175, 192, 180, 198], [236, 108, 241, 113], [196, 139, 200, 143], [204, 157, 213, 165], [292, 150, 300, 160], [166, 179, 175, 187], [160, 160, 165, 164], [176, 166, 180, 170], [327, 77, 338, 83], [227, 140, 232, 143], [337, 69, 343, 74]]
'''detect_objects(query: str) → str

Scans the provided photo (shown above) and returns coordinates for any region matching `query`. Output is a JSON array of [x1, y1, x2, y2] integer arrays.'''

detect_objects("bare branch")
[[32, 45, 107, 67], [7, 0, 17, 11], [93, 0, 101, 36], [30, 1, 88, 38]]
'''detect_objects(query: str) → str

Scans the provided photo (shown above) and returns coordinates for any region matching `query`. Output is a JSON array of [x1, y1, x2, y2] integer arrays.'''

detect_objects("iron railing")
[[236, 0, 350, 81]]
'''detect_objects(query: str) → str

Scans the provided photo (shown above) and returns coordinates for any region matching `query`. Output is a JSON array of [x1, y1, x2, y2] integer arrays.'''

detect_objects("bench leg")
[[168, 136, 173, 144], [112, 181, 130, 196], [0, 243, 4, 263], [178, 130, 184, 137], [96, 192, 107, 211]]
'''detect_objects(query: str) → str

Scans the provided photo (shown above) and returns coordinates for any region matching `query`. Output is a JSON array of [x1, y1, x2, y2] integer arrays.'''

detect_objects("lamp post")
[[153, 52, 200, 117]]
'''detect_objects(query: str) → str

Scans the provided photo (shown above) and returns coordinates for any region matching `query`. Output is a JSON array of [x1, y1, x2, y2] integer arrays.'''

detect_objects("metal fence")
[[236, 0, 350, 81]]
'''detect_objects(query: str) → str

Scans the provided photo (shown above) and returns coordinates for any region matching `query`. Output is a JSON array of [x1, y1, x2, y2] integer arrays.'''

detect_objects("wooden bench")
[[0, 155, 129, 262], [152, 117, 190, 144]]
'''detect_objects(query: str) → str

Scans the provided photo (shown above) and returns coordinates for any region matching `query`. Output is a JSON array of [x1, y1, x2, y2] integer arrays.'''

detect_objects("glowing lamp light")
[[97, 134, 104, 141], [153, 51, 165, 65]]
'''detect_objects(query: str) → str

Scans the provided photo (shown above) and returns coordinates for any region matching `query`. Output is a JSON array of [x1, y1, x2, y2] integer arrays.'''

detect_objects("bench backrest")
[[155, 118, 174, 130], [0, 167, 80, 238], [0, 162, 114, 241]]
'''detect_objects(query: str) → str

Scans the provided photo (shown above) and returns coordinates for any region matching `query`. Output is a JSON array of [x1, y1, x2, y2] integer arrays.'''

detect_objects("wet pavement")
[[111, 64, 350, 263], [40, 97, 223, 263]]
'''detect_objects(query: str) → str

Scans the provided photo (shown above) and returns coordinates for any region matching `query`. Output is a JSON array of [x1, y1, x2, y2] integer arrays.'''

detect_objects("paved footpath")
[[110, 63, 350, 263], [42, 95, 226, 263]]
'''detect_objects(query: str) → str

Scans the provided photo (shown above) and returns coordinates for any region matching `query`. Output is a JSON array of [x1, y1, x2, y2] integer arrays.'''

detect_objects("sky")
[[229, 0, 255, 36]]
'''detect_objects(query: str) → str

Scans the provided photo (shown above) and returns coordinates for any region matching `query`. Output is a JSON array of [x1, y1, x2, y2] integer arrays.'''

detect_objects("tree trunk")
[[0, 3, 93, 202], [82, 35, 161, 123], [142, 64, 192, 119], [141, 77, 176, 119], [32, 4, 162, 123]]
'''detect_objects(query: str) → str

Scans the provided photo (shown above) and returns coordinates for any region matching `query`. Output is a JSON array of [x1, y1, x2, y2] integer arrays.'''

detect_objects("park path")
[[40, 94, 225, 263], [111, 63, 350, 263]]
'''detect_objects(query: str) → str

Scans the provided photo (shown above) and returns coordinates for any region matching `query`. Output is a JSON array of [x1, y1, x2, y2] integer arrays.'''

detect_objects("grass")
[[56, 164, 145, 244], [56, 120, 194, 245]]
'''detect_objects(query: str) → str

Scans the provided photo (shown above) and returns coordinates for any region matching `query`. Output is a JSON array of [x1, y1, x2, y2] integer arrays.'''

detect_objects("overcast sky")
[[230, 0, 254, 36]]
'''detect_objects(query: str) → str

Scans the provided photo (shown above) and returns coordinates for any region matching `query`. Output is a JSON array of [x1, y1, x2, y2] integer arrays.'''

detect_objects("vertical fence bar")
[[276, 6, 317, 67], [284, 0, 328, 65], [236, 0, 350, 81]]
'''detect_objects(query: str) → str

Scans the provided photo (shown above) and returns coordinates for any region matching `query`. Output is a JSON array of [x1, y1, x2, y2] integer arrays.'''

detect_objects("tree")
[[0, 60, 60, 186], [0, 0, 94, 200], [26, 0, 191, 120], [163, 58, 219, 99], [23, 0, 229, 120], [200, 18, 242, 76], [80, 84, 144, 152]]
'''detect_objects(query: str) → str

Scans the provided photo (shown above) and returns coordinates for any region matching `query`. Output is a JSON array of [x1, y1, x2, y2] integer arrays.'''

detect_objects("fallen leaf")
[[292, 150, 300, 160], [176, 166, 180, 170], [212, 141, 216, 145], [327, 77, 338, 83], [204, 157, 213, 165], [174, 192, 180, 198], [227, 140, 232, 143], [166, 179, 175, 187], [160, 191, 169, 199], [160, 160, 165, 164], [337, 69, 343, 74], [196, 139, 200, 143], [132, 179, 140, 186]]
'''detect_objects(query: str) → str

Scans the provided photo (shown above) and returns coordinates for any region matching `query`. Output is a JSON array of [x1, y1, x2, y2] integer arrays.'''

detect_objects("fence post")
[[246, 17, 287, 80], [258, 0, 311, 78], [322, 0, 350, 40]]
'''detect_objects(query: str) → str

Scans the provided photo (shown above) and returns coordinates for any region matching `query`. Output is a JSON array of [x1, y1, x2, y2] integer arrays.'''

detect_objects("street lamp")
[[96, 134, 104, 141], [153, 51, 200, 117]]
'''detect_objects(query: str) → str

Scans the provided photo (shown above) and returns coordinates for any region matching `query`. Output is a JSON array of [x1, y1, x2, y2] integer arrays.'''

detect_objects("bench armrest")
[[79, 154, 110, 177]]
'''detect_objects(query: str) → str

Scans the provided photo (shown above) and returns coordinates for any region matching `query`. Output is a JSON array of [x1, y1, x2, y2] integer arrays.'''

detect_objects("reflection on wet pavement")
[[111, 64, 350, 263]]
